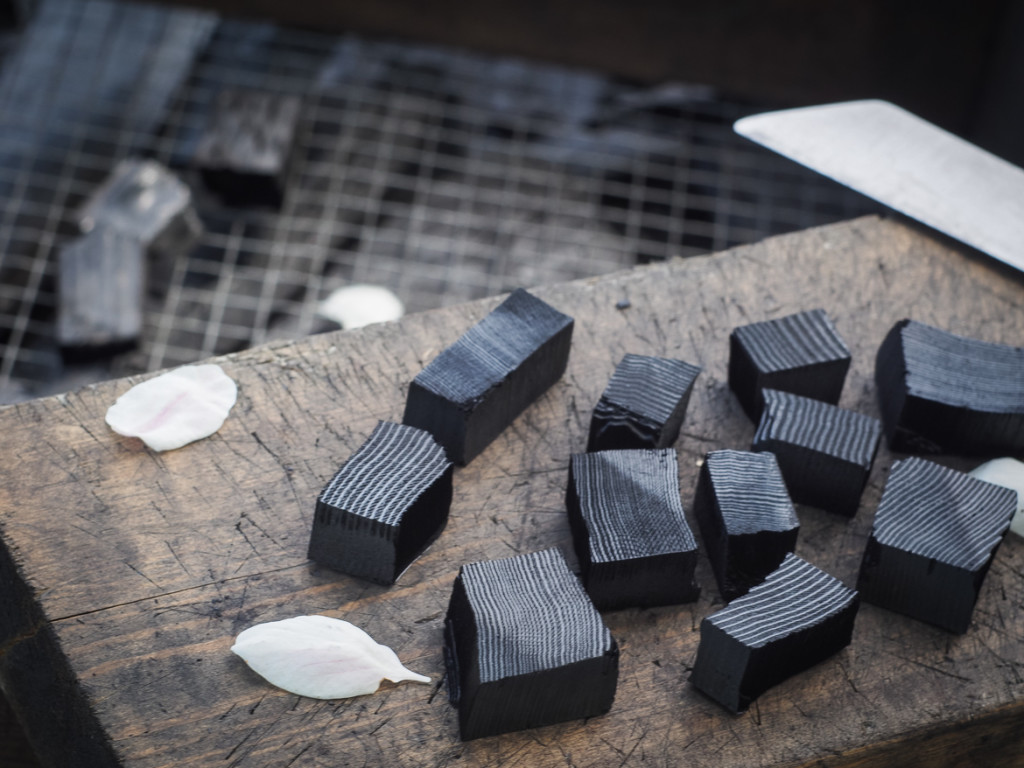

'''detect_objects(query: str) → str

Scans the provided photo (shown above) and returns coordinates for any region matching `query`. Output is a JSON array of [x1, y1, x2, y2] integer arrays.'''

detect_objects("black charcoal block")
[[194, 89, 302, 208], [729, 308, 851, 423], [566, 449, 700, 610], [308, 421, 452, 585], [77, 158, 202, 294], [57, 226, 144, 357], [875, 319, 1024, 455], [0, 0, 35, 28], [693, 449, 799, 601], [443, 548, 619, 740], [403, 288, 573, 465], [690, 553, 858, 713], [587, 353, 701, 452], [856, 456, 1016, 633], [752, 389, 882, 517]]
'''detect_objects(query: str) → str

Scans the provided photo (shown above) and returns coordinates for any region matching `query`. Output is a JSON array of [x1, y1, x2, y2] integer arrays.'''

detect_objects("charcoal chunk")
[[57, 226, 144, 357], [690, 553, 858, 713], [693, 449, 799, 600], [566, 449, 700, 610], [857, 456, 1016, 633], [875, 319, 1024, 455], [194, 89, 302, 208], [729, 308, 851, 423], [587, 353, 701, 452], [752, 389, 882, 517], [403, 288, 573, 465], [0, 0, 34, 28], [77, 158, 202, 295], [443, 548, 619, 740], [308, 421, 452, 585]]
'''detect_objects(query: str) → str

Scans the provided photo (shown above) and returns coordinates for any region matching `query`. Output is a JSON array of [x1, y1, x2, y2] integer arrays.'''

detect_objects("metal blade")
[[735, 99, 1024, 273]]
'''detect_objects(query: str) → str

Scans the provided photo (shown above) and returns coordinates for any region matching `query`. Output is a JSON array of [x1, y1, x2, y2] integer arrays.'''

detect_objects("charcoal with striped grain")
[[566, 449, 700, 610], [194, 89, 302, 208], [307, 421, 452, 585], [875, 319, 1024, 455], [693, 449, 799, 601], [443, 548, 619, 740], [76, 158, 202, 295], [403, 288, 573, 465], [690, 553, 859, 713], [587, 353, 701, 452], [729, 308, 851, 423], [752, 389, 881, 517], [57, 226, 144, 358], [857, 456, 1016, 633]]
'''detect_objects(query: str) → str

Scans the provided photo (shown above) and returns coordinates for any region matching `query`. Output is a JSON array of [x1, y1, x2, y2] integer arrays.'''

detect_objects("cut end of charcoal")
[[752, 389, 881, 517], [57, 226, 144, 357], [857, 456, 1016, 633], [693, 449, 799, 601], [587, 353, 702, 452], [194, 89, 302, 208], [444, 548, 619, 740], [690, 553, 858, 713], [567, 449, 700, 610], [728, 308, 851, 423], [307, 421, 452, 585], [403, 288, 573, 465], [875, 319, 1024, 456]]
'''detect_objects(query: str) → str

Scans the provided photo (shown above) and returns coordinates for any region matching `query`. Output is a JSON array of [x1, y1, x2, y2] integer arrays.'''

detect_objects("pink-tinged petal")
[[231, 616, 431, 700], [105, 364, 237, 451]]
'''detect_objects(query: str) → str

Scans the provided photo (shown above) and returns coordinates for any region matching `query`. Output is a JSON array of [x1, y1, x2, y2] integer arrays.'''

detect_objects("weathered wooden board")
[[2, 215, 1024, 768]]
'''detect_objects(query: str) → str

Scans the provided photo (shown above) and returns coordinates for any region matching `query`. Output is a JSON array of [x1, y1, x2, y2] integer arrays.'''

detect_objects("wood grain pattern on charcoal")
[[1, 215, 1024, 768]]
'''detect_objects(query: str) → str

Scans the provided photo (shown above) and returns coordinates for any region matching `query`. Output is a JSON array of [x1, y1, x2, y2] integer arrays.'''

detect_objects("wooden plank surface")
[[2, 215, 1024, 767]]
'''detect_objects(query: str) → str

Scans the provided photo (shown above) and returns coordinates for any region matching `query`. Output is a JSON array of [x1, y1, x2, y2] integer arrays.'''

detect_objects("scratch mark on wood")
[[224, 726, 258, 761], [617, 729, 646, 768], [428, 678, 445, 704], [51, 562, 308, 622], [890, 653, 972, 682], [285, 745, 311, 766], [123, 560, 161, 589], [165, 540, 192, 576], [239, 504, 287, 553], [248, 695, 265, 715]]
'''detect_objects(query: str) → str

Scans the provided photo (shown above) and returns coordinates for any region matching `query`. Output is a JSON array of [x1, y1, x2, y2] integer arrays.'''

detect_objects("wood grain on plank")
[[1, 216, 1024, 767]]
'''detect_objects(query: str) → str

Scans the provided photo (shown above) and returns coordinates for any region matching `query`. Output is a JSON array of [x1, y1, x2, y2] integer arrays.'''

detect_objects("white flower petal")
[[105, 364, 237, 451], [231, 615, 431, 700], [318, 284, 404, 329], [970, 457, 1024, 538]]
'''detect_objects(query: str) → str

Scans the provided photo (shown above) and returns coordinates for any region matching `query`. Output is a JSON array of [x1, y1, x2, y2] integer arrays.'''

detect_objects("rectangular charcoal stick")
[[857, 456, 1016, 633], [587, 353, 701, 452], [403, 288, 573, 465], [692, 449, 799, 601], [77, 158, 202, 296], [566, 449, 700, 610], [443, 548, 618, 740], [875, 318, 1024, 455], [308, 421, 452, 585], [752, 389, 882, 517], [57, 226, 144, 357], [690, 553, 858, 713], [194, 89, 302, 208], [729, 308, 851, 423]]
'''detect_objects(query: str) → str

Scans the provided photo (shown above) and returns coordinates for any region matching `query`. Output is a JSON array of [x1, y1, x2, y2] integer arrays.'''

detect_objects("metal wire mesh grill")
[[0, 0, 881, 404]]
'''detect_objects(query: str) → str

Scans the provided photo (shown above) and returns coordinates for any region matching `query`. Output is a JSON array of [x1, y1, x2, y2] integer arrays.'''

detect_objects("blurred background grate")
[[0, 0, 881, 405]]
